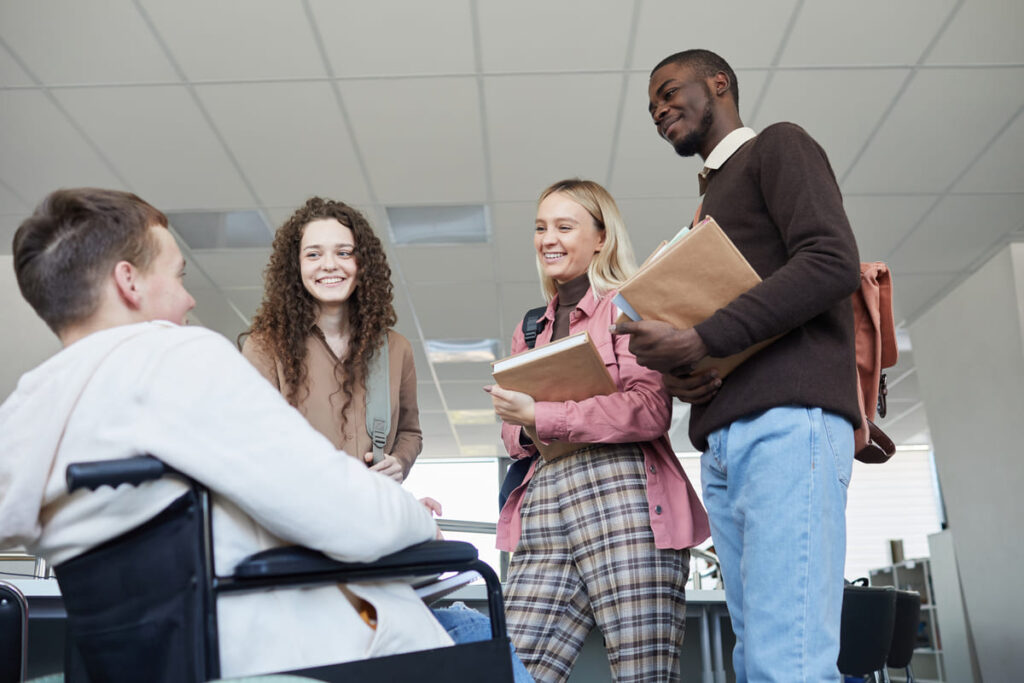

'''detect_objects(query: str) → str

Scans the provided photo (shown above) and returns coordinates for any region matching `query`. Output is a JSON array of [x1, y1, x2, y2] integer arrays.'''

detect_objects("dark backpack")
[[497, 306, 546, 511]]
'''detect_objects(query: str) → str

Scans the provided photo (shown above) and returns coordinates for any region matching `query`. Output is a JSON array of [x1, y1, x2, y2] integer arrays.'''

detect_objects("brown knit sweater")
[[689, 122, 862, 450]]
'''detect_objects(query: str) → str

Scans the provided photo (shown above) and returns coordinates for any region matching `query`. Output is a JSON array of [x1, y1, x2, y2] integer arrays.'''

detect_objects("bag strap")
[[365, 334, 390, 465], [522, 306, 548, 350]]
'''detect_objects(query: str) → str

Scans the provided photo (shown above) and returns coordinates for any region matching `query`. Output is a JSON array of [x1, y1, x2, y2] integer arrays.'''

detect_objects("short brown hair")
[[13, 188, 167, 334]]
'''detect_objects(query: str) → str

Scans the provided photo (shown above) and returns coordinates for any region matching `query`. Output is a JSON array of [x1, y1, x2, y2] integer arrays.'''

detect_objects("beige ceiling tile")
[[417, 382, 445, 412], [0, 182, 30, 215], [631, 0, 800, 72], [485, 74, 620, 201], [191, 249, 272, 289], [440, 380, 495, 411], [418, 411, 455, 438], [433, 362, 495, 382], [955, 110, 1024, 194], [927, 0, 1024, 64], [888, 194, 1024, 273], [477, 0, 633, 72], [308, 0, 475, 76], [0, 43, 33, 86], [141, 0, 325, 80], [342, 77, 486, 204], [0, 90, 124, 206], [888, 271, 960, 323], [419, 433, 460, 458], [780, 0, 959, 65], [614, 197, 695, 263], [492, 202, 542, 283], [187, 287, 250, 341], [409, 282, 500, 339], [395, 244, 497, 283], [0, 0, 178, 84], [53, 86, 254, 210], [842, 195, 935, 262], [196, 82, 370, 207], [754, 69, 910, 177], [223, 287, 265, 321], [843, 68, 1024, 194], [455, 424, 502, 448]]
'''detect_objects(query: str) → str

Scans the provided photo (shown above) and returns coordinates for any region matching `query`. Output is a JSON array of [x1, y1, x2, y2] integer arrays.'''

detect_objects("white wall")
[[1, 254, 62, 401], [911, 242, 1024, 680]]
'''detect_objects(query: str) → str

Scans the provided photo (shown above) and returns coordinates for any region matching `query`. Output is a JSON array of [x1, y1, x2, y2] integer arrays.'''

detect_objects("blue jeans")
[[432, 602, 534, 683], [701, 406, 854, 683]]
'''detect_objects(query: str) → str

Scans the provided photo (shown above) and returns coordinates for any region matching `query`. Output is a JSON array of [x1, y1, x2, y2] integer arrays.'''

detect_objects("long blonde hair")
[[536, 178, 637, 301]]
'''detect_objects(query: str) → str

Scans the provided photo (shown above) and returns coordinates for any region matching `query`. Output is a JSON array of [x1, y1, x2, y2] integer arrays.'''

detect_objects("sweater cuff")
[[694, 318, 733, 358], [533, 402, 567, 443]]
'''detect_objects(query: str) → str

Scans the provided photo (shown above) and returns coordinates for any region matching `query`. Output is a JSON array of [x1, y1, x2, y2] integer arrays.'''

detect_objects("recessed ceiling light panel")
[[168, 211, 272, 250], [387, 205, 490, 245], [426, 338, 500, 363]]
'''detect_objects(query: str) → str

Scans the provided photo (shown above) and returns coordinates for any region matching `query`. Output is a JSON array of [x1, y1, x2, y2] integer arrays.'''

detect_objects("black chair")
[[886, 590, 922, 682], [55, 455, 514, 682], [0, 580, 29, 682], [837, 581, 897, 683]]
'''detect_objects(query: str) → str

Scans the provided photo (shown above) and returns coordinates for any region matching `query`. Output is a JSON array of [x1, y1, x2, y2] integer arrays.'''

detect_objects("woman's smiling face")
[[534, 191, 605, 284], [299, 218, 358, 305]]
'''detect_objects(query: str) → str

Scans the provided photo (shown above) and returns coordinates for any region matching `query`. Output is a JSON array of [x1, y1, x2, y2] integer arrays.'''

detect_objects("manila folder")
[[492, 331, 616, 460], [615, 216, 775, 377]]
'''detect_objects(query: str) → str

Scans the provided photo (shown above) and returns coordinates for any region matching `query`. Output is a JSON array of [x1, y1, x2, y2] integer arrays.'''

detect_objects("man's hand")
[[484, 385, 536, 427], [363, 452, 404, 483], [663, 368, 721, 405], [611, 320, 709, 373]]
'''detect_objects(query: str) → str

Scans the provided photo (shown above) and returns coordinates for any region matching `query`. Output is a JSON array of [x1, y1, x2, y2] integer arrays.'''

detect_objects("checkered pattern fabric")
[[504, 443, 690, 682]]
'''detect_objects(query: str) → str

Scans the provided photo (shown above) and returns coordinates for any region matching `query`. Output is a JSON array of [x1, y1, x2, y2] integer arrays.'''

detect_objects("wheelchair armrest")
[[233, 540, 479, 581], [66, 455, 172, 493]]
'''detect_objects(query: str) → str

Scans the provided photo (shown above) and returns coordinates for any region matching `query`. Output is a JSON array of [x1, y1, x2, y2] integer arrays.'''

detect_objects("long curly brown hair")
[[244, 197, 396, 437]]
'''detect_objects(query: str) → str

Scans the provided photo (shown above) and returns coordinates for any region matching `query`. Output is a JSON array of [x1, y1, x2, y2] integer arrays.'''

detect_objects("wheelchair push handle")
[[67, 455, 170, 493]]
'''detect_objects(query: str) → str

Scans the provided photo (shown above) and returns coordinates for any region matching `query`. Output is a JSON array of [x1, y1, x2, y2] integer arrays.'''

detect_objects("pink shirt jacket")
[[496, 288, 710, 552]]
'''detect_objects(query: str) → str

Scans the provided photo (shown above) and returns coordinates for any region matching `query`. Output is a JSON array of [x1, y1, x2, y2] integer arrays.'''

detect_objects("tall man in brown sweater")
[[614, 49, 862, 682]]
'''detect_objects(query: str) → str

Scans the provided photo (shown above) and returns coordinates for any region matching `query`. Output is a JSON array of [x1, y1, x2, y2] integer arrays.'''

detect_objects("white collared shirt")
[[698, 126, 757, 194]]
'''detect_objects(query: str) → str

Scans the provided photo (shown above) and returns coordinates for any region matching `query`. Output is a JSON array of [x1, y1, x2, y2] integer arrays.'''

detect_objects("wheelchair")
[[52, 455, 514, 682]]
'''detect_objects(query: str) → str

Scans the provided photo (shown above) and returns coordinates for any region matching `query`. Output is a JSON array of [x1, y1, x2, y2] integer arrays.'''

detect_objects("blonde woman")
[[487, 179, 710, 682]]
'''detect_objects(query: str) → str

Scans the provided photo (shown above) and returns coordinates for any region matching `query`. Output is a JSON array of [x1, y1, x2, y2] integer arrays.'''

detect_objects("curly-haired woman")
[[242, 197, 420, 482]]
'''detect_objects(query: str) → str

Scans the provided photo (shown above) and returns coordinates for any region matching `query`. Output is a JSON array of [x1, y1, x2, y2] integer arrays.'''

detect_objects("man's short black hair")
[[652, 49, 739, 108]]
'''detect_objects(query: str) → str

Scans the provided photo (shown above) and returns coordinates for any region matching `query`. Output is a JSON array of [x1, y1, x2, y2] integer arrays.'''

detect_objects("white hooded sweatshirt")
[[0, 321, 451, 676]]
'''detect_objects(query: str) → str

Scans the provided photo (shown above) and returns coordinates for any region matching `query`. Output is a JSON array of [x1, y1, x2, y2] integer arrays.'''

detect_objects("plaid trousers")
[[505, 443, 690, 683]]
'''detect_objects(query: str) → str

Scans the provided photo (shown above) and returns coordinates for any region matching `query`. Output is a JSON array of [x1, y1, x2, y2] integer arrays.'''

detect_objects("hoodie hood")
[[0, 323, 165, 549]]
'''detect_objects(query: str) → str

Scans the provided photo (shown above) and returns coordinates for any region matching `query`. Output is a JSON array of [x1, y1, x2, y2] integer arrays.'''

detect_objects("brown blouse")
[[241, 329, 423, 479]]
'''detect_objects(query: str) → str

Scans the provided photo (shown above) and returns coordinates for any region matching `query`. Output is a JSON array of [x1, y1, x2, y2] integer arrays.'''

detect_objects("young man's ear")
[[112, 260, 143, 308], [711, 71, 731, 99]]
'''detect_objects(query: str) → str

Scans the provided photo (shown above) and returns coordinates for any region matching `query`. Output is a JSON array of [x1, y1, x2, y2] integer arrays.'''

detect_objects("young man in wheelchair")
[[0, 188, 528, 680]]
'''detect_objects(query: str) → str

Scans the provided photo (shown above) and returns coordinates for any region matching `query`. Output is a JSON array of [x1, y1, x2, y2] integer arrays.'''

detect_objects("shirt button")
[[649, 464, 656, 474], [654, 505, 663, 515]]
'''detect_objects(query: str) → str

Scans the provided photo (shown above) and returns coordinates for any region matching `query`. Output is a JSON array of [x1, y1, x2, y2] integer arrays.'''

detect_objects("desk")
[[13, 578, 734, 682]]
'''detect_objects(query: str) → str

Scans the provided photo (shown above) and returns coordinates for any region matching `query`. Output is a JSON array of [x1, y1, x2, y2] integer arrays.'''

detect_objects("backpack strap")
[[365, 334, 390, 465], [522, 306, 548, 350], [498, 307, 548, 510]]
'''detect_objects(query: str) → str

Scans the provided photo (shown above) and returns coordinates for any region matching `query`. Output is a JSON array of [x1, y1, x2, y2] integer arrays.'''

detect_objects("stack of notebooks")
[[491, 331, 615, 461], [613, 215, 775, 377]]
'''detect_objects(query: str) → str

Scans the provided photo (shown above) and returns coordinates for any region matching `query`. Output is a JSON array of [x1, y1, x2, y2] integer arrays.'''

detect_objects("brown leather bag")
[[852, 262, 899, 463]]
